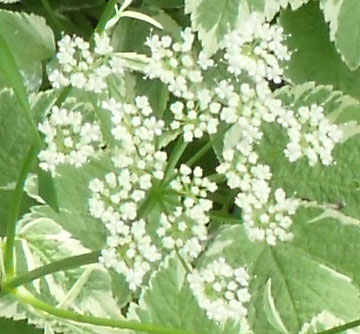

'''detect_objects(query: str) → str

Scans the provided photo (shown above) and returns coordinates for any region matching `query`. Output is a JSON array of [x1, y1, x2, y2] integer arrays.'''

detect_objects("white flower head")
[[49, 33, 124, 93], [188, 258, 251, 324], [38, 106, 103, 174]]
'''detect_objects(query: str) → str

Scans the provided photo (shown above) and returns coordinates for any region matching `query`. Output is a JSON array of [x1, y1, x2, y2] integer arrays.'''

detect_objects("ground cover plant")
[[0, 1, 360, 334]]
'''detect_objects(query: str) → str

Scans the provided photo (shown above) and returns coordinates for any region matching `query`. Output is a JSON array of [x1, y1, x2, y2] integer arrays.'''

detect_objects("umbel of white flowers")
[[187, 258, 251, 324], [38, 105, 103, 174], [157, 164, 217, 260], [49, 33, 125, 93], [42, 14, 345, 321], [88, 96, 167, 290]]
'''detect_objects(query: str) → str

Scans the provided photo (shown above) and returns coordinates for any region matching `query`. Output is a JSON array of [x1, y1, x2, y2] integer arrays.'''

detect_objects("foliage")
[[0, 1, 360, 334]]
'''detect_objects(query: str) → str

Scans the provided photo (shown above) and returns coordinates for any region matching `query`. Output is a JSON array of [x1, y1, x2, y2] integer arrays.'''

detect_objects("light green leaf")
[[263, 279, 289, 334], [184, 0, 309, 55], [280, 1, 360, 100], [129, 254, 221, 334], [200, 207, 360, 334], [15, 210, 90, 301], [48, 160, 110, 250], [112, 6, 181, 55], [184, 0, 249, 55], [0, 89, 35, 188], [258, 82, 360, 220], [320, 0, 360, 70], [8, 210, 128, 334], [0, 9, 55, 93]]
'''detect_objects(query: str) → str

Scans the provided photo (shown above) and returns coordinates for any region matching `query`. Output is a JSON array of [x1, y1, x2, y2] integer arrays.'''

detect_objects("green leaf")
[[49, 0, 104, 11], [184, 0, 248, 55], [184, 0, 309, 55], [200, 207, 360, 334], [50, 160, 109, 250], [280, 1, 360, 100], [258, 82, 360, 220], [112, 6, 182, 55], [0, 318, 42, 334], [320, 0, 360, 70], [133, 76, 169, 119], [0, 9, 55, 93], [0, 89, 35, 188], [37, 169, 59, 213], [129, 254, 222, 334], [11, 209, 127, 333], [143, 0, 184, 8], [0, 10, 55, 61]]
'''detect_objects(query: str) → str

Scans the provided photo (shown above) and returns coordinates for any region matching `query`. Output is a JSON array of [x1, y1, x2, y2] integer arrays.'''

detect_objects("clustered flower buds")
[[187, 258, 251, 324], [237, 188, 299, 245], [40, 10, 346, 327], [38, 105, 103, 174], [145, 29, 220, 142], [49, 33, 125, 93], [157, 165, 217, 260], [278, 104, 343, 166], [221, 14, 290, 84], [99, 219, 161, 291], [88, 96, 167, 290]]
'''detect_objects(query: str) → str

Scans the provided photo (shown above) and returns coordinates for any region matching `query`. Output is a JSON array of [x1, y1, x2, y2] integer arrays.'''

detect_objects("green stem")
[[163, 137, 188, 181], [314, 320, 360, 334], [13, 290, 198, 334], [207, 173, 226, 183], [3, 144, 37, 278], [174, 247, 192, 274], [2, 251, 100, 292], [185, 125, 232, 167], [209, 212, 240, 225], [96, 0, 119, 33], [54, 86, 72, 107], [137, 195, 156, 219], [39, 0, 63, 37]]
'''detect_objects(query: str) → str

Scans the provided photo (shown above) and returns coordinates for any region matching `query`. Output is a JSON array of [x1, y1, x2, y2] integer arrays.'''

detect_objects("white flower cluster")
[[221, 14, 290, 84], [278, 104, 343, 166], [89, 97, 167, 290], [237, 188, 299, 245], [99, 218, 161, 291], [157, 165, 217, 260], [214, 80, 282, 125], [217, 142, 299, 245], [299, 311, 359, 334], [145, 29, 221, 142], [49, 33, 125, 93], [145, 15, 291, 143], [102, 96, 167, 180], [38, 106, 103, 174], [188, 258, 251, 324], [217, 149, 272, 205]]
